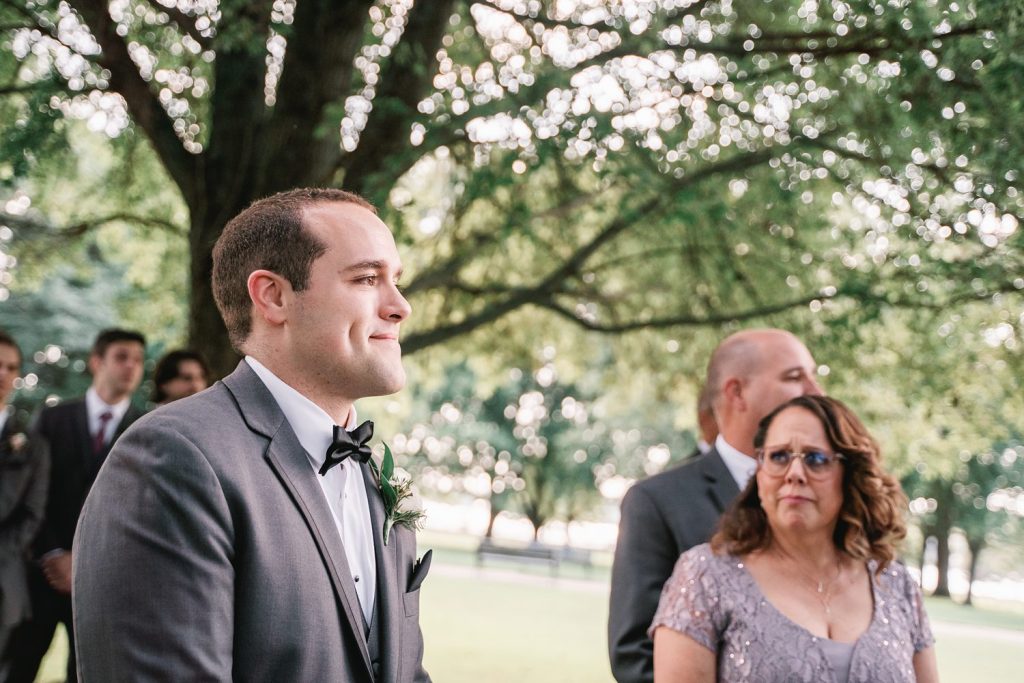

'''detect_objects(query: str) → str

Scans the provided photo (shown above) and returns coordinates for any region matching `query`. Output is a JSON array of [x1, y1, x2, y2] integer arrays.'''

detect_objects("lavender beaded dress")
[[650, 543, 934, 683]]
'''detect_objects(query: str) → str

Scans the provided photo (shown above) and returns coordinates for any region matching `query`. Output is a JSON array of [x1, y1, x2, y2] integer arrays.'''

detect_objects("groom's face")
[[288, 202, 411, 400]]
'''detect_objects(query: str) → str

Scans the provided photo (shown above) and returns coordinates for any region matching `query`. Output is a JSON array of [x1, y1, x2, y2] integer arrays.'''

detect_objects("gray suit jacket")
[[608, 448, 740, 683], [72, 362, 430, 682]]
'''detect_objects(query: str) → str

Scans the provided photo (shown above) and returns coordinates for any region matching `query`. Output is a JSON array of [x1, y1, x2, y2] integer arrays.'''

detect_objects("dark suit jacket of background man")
[[32, 399, 143, 556], [0, 413, 49, 644], [2, 398, 142, 683], [73, 361, 430, 683], [608, 447, 741, 683]]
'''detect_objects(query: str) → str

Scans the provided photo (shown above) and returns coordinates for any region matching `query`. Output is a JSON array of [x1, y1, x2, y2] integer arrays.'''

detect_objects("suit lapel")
[[701, 448, 741, 513], [73, 401, 102, 485], [362, 463, 400, 683], [72, 401, 92, 458], [113, 405, 143, 439], [223, 362, 374, 677]]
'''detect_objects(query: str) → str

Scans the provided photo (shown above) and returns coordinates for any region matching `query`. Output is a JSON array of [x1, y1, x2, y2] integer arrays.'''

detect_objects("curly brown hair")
[[711, 395, 907, 571]]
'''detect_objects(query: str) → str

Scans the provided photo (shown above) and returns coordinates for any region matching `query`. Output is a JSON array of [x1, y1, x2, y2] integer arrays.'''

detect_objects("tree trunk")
[[484, 500, 499, 539], [188, 213, 242, 379], [932, 509, 953, 598], [965, 536, 985, 606], [916, 526, 931, 587]]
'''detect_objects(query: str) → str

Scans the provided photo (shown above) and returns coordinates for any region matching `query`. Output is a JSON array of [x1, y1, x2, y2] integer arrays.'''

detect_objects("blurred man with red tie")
[[3, 329, 145, 683]]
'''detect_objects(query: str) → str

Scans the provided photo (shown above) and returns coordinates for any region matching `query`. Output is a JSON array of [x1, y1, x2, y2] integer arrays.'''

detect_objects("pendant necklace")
[[776, 547, 842, 616]]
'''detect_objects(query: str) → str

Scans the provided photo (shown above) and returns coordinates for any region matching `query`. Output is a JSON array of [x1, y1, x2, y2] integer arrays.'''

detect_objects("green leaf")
[[382, 443, 395, 482]]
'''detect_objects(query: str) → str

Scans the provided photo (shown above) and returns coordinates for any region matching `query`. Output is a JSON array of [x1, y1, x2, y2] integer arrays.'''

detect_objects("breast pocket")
[[402, 588, 420, 617]]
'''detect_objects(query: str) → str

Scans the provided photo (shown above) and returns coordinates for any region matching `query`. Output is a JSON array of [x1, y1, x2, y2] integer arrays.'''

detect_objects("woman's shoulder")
[[870, 558, 913, 583], [868, 558, 924, 600], [673, 542, 742, 578]]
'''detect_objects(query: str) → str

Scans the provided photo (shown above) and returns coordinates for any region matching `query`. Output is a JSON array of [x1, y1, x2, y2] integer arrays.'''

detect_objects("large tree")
[[1, 0, 1021, 375]]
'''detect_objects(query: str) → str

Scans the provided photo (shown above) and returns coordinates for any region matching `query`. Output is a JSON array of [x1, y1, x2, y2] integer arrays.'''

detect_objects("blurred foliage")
[[388, 355, 690, 537], [0, 1, 1022, 574]]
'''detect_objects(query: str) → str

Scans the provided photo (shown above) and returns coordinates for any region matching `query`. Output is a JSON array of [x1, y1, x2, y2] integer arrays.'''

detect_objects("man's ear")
[[87, 353, 101, 376], [722, 376, 746, 412], [248, 270, 292, 327]]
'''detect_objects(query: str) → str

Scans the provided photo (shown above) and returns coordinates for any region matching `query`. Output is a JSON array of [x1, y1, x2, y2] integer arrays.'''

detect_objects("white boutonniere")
[[369, 444, 426, 545], [8, 432, 27, 452]]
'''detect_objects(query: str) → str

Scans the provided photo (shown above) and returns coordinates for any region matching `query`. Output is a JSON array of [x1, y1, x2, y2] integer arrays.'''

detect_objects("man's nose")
[[803, 375, 824, 396], [384, 284, 412, 322]]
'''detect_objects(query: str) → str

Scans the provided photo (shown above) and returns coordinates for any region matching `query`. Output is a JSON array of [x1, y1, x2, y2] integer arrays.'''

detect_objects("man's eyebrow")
[[343, 260, 387, 272], [342, 260, 403, 277]]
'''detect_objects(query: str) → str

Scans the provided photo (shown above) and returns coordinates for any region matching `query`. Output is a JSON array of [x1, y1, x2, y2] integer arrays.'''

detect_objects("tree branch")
[[402, 136, 808, 354], [537, 277, 1024, 334], [70, 0, 197, 202], [142, 0, 211, 48], [338, 0, 458, 198], [0, 82, 39, 96], [0, 211, 185, 238], [259, 0, 376, 191]]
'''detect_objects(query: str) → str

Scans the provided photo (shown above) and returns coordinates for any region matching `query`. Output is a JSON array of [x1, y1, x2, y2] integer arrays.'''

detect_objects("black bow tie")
[[319, 420, 374, 476]]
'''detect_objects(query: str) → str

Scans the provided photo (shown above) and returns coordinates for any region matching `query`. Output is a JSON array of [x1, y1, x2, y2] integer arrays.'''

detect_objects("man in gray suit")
[[0, 331, 49, 663], [73, 189, 431, 682], [608, 329, 822, 683]]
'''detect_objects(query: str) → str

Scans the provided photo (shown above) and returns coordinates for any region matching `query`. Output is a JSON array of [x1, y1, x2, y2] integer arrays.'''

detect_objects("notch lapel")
[[72, 401, 92, 458], [223, 362, 373, 677], [702, 448, 741, 513], [362, 463, 401, 683]]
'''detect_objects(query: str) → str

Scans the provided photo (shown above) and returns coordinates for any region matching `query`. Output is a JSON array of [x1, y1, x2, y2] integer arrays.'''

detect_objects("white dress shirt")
[[0, 404, 10, 435], [245, 356, 377, 626], [85, 387, 131, 446], [715, 434, 758, 491]]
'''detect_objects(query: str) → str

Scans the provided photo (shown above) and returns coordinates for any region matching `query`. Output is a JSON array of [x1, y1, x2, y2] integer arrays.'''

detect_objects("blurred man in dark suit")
[[3, 329, 145, 683]]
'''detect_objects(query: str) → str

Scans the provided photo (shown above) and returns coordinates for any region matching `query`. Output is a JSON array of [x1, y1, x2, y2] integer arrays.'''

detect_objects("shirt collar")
[[85, 386, 131, 423], [244, 356, 356, 467], [715, 434, 758, 490], [0, 405, 10, 435]]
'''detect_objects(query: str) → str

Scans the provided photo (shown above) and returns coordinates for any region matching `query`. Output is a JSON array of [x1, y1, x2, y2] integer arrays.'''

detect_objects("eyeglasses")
[[755, 448, 845, 479]]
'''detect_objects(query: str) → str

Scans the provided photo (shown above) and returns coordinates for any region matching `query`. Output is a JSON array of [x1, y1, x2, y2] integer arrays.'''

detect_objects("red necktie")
[[92, 411, 114, 455]]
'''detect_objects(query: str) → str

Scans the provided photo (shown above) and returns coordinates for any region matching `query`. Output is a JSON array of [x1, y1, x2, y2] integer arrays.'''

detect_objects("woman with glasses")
[[649, 395, 938, 682]]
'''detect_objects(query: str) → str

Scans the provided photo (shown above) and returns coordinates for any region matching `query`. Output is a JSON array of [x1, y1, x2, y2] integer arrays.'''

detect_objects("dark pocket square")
[[407, 549, 432, 592]]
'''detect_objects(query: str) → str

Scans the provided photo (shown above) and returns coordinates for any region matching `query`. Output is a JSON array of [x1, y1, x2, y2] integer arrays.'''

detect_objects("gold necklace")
[[774, 547, 843, 615]]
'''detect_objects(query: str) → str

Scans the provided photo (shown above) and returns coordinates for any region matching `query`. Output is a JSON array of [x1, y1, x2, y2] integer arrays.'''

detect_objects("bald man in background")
[[608, 329, 823, 683]]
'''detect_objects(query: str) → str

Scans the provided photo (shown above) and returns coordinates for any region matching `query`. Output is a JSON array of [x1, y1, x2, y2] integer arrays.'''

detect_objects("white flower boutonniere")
[[369, 444, 426, 545], [8, 432, 27, 452]]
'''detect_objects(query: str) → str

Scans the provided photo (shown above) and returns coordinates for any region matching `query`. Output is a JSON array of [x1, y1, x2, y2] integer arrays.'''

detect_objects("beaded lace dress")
[[650, 543, 934, 683]]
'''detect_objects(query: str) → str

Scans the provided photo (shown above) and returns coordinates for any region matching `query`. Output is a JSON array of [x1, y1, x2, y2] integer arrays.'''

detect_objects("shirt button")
[[354, 575, 360, 582]]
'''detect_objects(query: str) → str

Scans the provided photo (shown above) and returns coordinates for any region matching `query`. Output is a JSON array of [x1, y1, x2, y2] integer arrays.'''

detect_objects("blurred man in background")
[[4, 328, 145, 683], [150, 349, 210, 406]]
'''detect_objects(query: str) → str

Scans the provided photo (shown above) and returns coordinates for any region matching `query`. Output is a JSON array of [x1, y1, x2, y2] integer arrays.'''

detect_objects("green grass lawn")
[[36, 564, 1023, 682], [924, 595, 1024, 631]]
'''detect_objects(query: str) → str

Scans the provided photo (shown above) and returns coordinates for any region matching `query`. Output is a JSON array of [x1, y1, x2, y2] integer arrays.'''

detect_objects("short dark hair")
[[151, 349, 210, 403], [712, 395, 908, 572], [92, 328, 146, 358], [212, 187, 376, 349], [0, 329, 22, 367]]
